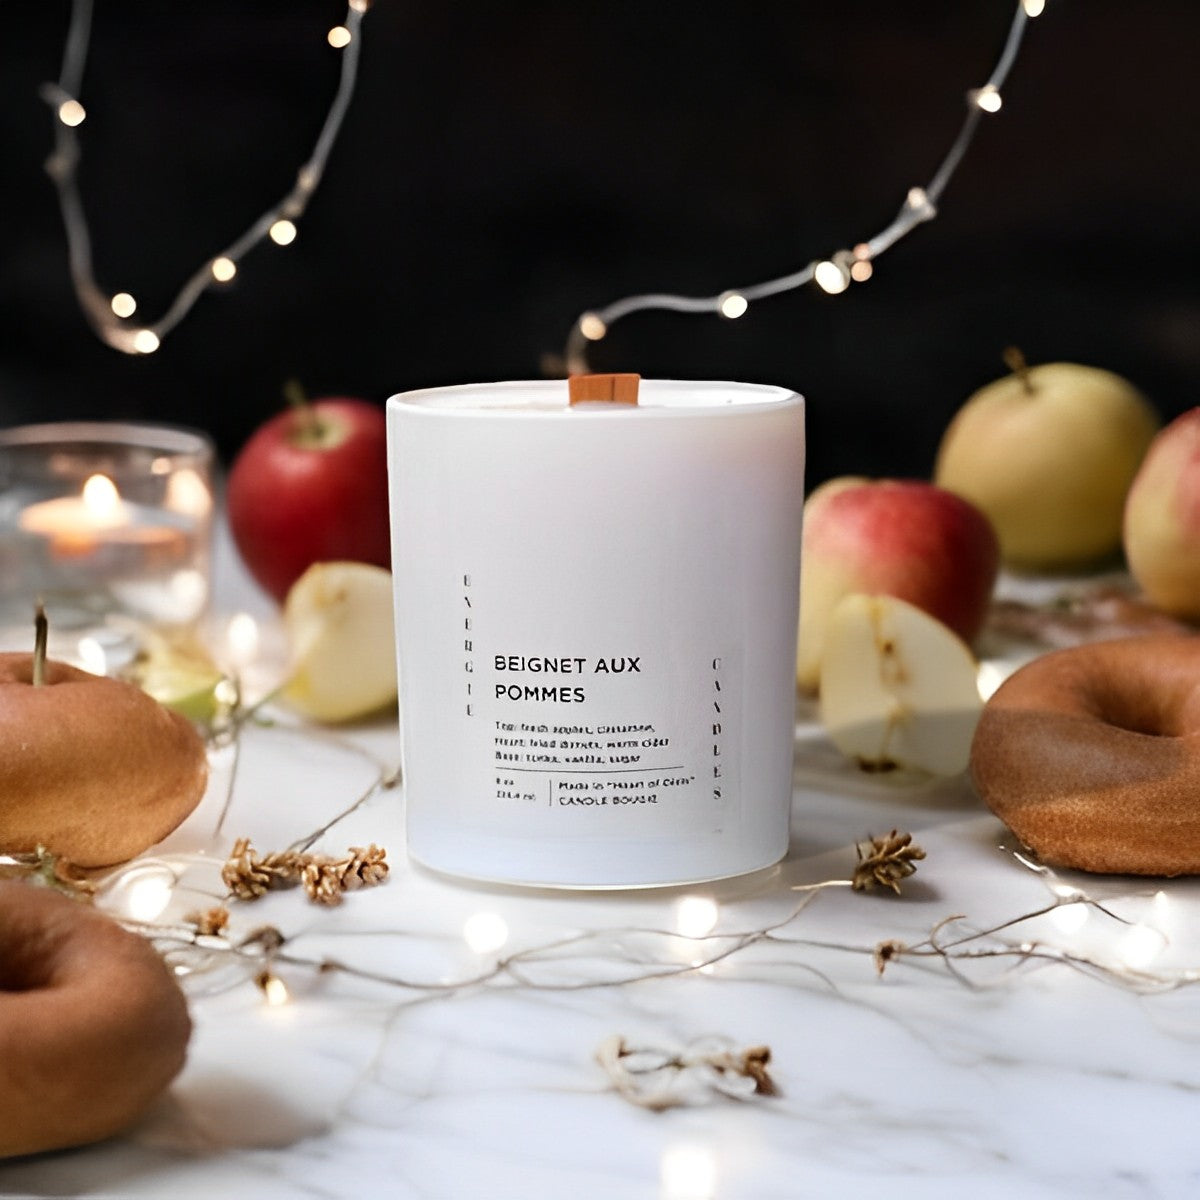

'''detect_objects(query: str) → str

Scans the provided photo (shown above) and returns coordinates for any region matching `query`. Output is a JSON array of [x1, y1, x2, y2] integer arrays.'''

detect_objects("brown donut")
[[0, 880, 191, 1158], [0, 653, 208, 868], [970, 635, 1200, 875]]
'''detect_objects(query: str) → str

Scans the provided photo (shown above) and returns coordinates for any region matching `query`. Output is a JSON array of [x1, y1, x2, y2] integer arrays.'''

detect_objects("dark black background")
[[2, 2, 1196, 485]]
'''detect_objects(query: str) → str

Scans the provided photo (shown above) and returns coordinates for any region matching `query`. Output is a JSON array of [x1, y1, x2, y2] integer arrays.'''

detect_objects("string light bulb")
[[269, 219, 298, 246], [718, 291, 748, 319], [327, 25, 352, 48], [255, 969, 291, 1007], [132, 329, 160, 354], [1022, 0, 1045, 16], [813, 258, 851, 295], [578, 312, 608, 341], [1119, 924, 1167, 971], [849, 242, 874, 282], [661, 1144, 718, 1200], [674, 895, 720, 938], [211, 256, 237, 283], [463, 911, 510, 954], [57, 98, 86, 127], [971, 84, 1003, 113], [110, 292, 137, 318]]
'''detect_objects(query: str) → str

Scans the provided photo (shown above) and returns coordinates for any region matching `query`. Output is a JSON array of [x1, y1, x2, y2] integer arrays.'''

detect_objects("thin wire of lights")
[[39, 0, 372, 356], [564, 0, 1044, 374]]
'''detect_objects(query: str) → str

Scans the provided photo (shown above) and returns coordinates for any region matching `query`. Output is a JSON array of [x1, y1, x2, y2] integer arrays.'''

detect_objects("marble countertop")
[[2, 539, 1199, 1200]]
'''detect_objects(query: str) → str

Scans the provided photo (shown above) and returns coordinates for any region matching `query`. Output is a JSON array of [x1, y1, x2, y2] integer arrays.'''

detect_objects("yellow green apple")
[[819, 593, 983, 776], [934, 354, 1159, 570], [1123, 407, 1200, 618], [796, 477, 999, 692]]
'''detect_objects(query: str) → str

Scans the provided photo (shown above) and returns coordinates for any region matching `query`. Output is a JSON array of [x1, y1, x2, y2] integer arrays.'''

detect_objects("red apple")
[[227, 397, 390, 603], [797, 477, 1000, 691], [1123, 407, 1200, 618]]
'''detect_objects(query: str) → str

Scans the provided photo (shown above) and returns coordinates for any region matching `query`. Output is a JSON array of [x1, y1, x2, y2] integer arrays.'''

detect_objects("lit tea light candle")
[[19, 474, 185, 559], [0, 422, 215, 640], [21, 473, 124, 546]]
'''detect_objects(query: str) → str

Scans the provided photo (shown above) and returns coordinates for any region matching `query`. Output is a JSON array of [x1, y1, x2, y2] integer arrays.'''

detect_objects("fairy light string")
[[564, 0, 1046, 373], [43, 3, 1042, 362], [40, 0, 372, 356]]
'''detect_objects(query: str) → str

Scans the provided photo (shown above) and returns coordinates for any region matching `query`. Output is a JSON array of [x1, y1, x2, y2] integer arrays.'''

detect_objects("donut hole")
[[0, 922, 63, 991], [1077, 669, 1194, 739], [1089, 689, 1173, 737]]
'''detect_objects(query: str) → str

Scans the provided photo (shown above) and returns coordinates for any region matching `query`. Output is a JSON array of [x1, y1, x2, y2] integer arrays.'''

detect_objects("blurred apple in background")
[[796, 477, 999, 692], [819, 593, 983, 776], [1123, 407, 1200, 619], [227, 393, 390, 603], [934, 351, 1159, 571]]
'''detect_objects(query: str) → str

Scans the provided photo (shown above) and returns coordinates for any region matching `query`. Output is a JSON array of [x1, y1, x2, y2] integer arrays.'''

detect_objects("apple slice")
[[818, 593, 982, 776], [125, 631, 228, 724], [282, 562, 398, 723]]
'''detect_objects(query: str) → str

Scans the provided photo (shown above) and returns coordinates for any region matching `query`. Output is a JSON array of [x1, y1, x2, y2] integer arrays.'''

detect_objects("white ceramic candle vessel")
[[388, 379, 804, 888]]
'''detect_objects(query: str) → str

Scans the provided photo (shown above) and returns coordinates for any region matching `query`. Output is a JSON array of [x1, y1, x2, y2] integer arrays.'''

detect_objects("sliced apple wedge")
[[125, 631, 228, 724], [282, 562, 398, 723], [818, 593, 982, 776]]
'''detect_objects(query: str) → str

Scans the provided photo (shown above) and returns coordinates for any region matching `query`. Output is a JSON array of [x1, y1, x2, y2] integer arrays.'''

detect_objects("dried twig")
[[595, 1035, 778, 1110]]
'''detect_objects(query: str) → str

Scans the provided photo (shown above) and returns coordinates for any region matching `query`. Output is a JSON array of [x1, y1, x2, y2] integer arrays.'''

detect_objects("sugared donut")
[[0, 880, 191, 1158], [0, 653, 208, 868], [970, 635, 1200, 875]]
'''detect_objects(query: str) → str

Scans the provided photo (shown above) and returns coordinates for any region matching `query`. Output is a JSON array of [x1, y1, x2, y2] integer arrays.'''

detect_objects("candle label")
[[460, 572, 735, 834]]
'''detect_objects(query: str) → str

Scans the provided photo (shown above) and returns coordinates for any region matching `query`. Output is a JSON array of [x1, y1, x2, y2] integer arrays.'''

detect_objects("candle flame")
[[82, 473, 121, 517], [164, 468, 213, 517]]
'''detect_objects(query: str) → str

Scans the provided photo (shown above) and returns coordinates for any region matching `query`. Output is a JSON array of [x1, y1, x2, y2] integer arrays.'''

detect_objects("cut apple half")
[[282, 561, 398, 723], [818, 593, 982, 776]]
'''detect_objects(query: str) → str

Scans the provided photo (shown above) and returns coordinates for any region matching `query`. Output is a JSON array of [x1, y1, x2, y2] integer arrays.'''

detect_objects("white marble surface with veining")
[[2, 534, 1199, 1200]]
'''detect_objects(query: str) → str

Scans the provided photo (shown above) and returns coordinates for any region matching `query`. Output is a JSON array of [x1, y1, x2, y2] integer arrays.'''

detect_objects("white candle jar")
[[0, 422, 214, 659], [388, 379, 804, 888]]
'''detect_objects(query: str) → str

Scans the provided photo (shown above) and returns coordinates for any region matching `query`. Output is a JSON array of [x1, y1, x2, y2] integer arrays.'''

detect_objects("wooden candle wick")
[[568, 374, 641, 406], [32, 602, 48, 687]]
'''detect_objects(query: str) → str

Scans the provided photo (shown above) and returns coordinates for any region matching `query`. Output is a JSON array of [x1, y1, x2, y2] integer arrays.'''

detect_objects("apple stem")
[[283, 379, 325, 442], [1003, 346, 1035, 394], [32, 601, 47, 687]]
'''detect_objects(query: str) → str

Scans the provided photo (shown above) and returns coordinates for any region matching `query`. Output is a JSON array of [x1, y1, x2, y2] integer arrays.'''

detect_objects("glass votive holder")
[[0, 422, 215, 665]]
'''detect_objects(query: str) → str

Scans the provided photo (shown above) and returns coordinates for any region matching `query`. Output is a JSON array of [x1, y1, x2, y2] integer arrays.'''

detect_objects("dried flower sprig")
[[185, 906, 231, 937], [595, 1035, 777, 1111], [852, 829, 926, 894], [873, 938, 907, 976], [221, 838, 388, 906]]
